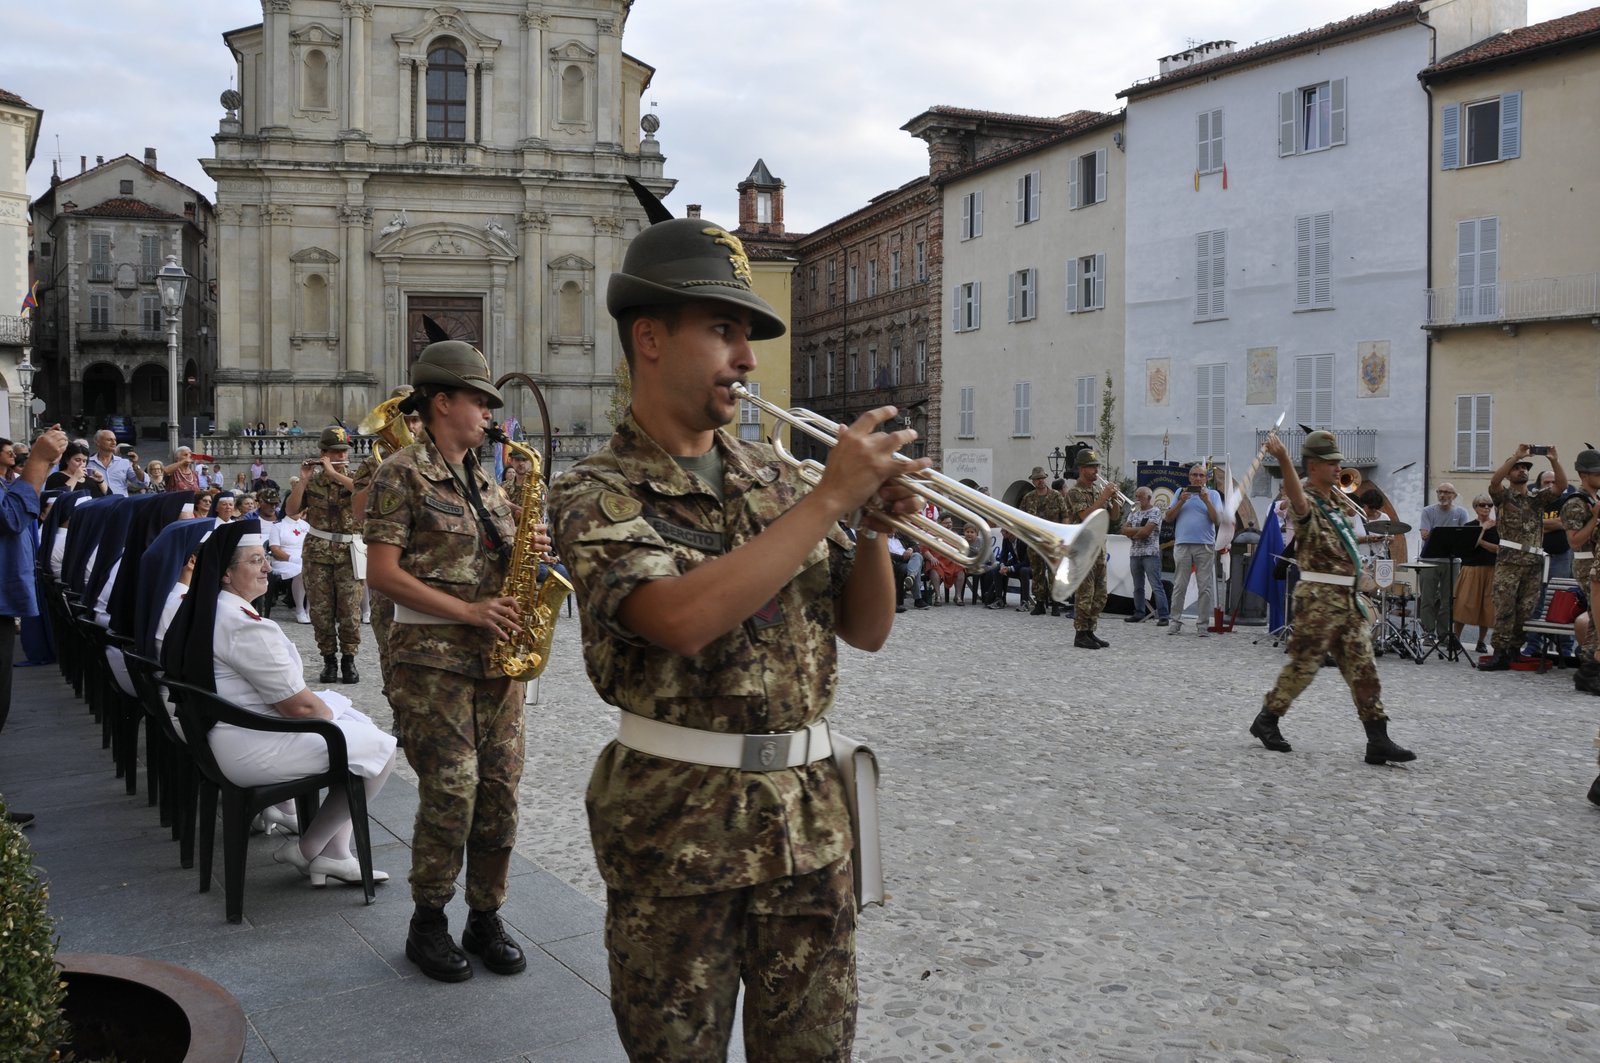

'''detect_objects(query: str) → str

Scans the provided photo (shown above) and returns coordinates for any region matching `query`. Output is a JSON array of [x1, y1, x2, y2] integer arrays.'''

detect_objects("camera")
[[1528, 445, 1550, 456]]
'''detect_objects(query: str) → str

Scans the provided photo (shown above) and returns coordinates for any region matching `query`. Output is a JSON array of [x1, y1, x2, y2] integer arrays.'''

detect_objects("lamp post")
[[156, 255, 191, 456], [16, 347, 35, 437], [1047, 446, 1065, 479]]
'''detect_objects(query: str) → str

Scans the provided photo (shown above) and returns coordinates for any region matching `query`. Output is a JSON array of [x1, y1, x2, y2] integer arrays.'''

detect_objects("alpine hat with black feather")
[[407, 316, 504, 408], [605, 176, 786, 341]]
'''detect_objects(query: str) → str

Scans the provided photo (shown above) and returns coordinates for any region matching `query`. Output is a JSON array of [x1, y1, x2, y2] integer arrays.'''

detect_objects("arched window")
[[560, 64, 585, 124], [304, 274, 329, 334], [304, 49, 329, 109], [427, 40, 467, 140], [559, 280, 583, 337]]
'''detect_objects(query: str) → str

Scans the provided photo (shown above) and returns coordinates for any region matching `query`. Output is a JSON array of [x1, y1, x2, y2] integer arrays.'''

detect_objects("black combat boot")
[[1588, 774, 1600, 807], [318, 654, 338, 684], [1478, 651, 1512, 671], [406, 904, 472, 982], [340, 654, 359, 684], [1030, 601, 1047, 616], [1249, 708, 1292, 753], [462, 908, 527, 975], [1092, 630, 1110, 648], [1072, 631, 1101, 650], [1362, 718, 1417, 765], [1574, 661, 1600, 695]]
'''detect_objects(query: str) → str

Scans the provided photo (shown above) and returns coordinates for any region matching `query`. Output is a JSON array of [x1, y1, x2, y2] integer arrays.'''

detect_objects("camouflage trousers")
[[1028, 549, 1053, 606], [1577, 557, 1597, 663], [605, 857, 856, 1062], [391, 667, 525, 911], [303, 555, 362, 657], [1489, 557, 1543, 654], [1074, 555, 1108, 632], [1265, 584, 1387, 722], [369, 590, 396, 699]]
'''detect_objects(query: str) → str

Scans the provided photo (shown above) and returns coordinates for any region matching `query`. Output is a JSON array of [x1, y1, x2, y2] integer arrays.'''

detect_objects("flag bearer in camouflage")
[[549, 212, 923, 1062], [1020, 466, 1069, 615], [364, 345, 536, 984], [285, 426, 363, 684], [1249, 431, 1416, 765], [1063, 450, 1121, 649], [1481, 445, 1567, 670]]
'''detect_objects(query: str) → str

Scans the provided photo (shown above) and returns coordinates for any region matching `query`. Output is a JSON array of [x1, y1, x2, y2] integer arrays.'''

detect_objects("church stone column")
[[465, 62, 478, 143], [521, 11, 545, 142], [341, 204, 370, 376], [383, 262, 402, 382], [342, 1, 370, 134], [518, 209, 547, 373], [264, 0, 293, 131], [263, 205, 294, 374], [479, 60, 495, 144], [596, 17, 619, 147]]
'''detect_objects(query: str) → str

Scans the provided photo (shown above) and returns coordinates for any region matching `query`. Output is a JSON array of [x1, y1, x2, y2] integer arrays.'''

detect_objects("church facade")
[[202, 0, 666, 435]]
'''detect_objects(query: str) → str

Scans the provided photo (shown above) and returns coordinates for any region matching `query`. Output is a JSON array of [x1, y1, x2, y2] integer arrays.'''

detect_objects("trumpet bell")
[[1041, 508, 1110, 602]]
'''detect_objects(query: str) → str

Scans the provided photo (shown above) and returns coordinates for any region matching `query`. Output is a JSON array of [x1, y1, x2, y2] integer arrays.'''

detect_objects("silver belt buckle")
[[740, 730, 797, 771]]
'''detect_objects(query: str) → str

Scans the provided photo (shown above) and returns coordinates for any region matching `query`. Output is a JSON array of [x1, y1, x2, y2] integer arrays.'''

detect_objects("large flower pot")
[[57, 953, 246, 1063]]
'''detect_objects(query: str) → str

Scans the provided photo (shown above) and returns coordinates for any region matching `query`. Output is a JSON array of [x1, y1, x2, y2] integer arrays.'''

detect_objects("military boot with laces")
[[406, 904, 472, 982], [462, 908, 527, 975], [318, 654, 338, 684]]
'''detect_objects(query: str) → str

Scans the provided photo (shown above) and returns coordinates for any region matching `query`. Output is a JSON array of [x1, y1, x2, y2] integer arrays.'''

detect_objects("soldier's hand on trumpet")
[[814, 405, 929, 526]]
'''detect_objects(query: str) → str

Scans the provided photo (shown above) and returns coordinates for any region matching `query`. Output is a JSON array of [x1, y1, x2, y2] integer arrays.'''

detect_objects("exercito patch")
[[647, 516, 724, 554], [599, 491, 643, 523], [422, 496, 465, 516]]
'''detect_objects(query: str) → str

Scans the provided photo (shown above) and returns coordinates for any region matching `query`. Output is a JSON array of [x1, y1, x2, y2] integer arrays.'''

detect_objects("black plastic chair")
[[164, 677, 377, 923], [122, 650, 199, 864]]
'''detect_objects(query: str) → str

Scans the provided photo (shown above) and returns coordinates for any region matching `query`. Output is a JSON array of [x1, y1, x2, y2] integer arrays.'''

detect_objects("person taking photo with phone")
[[1480, 444, 1566, 670]]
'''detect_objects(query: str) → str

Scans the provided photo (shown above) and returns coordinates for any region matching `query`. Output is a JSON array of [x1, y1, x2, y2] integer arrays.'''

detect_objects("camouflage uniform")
[[1063, 481, 1110, 632], [363, 437, 524, 912], [1560, 491, 1596, 664], [1264, 494, 1388, 723], [1488, 481, 1561, 655], [1019, 487, 1069, 605], [302, 467, 364, 657], [549, 414, 857, 1062], [353, 452, 399, 697]]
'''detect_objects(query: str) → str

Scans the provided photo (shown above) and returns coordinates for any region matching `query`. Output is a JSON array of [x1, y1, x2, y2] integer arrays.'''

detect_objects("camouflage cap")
[[606, 218, 786, 341], [1574, 449, 1600, 474], [318, 425, 352, 451], [411, 340, 504, 408], [1028, 466, 1048, 480], [1302, 430, 1344, 463], [1076, 449, 1103, 468]]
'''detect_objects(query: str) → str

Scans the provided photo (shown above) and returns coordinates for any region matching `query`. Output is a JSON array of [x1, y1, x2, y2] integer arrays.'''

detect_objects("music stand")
[[1419, 525, 1481, 667]]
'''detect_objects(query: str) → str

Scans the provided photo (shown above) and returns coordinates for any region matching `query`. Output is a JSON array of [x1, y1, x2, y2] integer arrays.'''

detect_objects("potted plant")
[[0, 796, 248, 1062]]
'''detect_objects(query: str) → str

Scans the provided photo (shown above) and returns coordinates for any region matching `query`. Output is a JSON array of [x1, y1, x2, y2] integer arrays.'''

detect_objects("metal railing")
[[78, 321, 165, 342], [1425, 272, 1600, 327], [1256, 426, 1378, 467], [195, 430, 615, 466], [89, 262, 114, 282]]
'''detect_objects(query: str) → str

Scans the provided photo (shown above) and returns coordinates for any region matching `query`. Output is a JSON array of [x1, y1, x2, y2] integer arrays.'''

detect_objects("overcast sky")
[[5, 1, 1585, 232]]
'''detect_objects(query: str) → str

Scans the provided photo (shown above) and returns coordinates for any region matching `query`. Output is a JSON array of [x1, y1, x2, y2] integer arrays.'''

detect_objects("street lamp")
[[1047, 446, 1066, 479], [16, 347, 35, 436], [156, 255, 191, 456]]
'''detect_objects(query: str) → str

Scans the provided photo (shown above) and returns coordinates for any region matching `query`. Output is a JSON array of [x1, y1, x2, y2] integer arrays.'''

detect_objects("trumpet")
[[729, 384, 1108, 601], [1094, 475, 1135, 512]]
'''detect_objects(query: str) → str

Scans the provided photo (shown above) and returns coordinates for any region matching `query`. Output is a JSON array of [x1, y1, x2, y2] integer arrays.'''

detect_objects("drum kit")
[[1364, 518, 1429, 663]]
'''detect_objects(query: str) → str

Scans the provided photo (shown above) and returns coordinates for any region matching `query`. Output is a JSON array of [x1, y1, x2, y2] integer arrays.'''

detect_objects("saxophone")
[[485, 424, 571, 679]]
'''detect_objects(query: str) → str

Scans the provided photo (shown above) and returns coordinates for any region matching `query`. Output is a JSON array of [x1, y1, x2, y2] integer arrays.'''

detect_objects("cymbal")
[[1365, 519, 1412, 536], [1398, 560, 1443, 569]]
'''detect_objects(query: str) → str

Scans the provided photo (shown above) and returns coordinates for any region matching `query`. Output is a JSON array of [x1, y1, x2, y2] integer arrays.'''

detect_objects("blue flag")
[[1244, 506, 1289, 632]]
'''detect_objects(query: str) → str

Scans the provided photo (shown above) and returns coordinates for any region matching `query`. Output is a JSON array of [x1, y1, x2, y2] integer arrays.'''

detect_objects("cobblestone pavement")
[[281, 598, 1600, 1062]]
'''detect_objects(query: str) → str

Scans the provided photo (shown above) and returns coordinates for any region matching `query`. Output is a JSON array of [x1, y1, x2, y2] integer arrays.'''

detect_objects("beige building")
[[1422, 9, 1600, 497], [0, 88, 41, 439], [729, 160, 800, 451], [31, 151, 217, 442], [202, 0, 666, 439]]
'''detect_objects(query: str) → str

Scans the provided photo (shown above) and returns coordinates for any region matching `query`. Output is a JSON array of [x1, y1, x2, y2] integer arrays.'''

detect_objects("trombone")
[[730, 384, 1108, 601], [1331, 467, 1366, 517]]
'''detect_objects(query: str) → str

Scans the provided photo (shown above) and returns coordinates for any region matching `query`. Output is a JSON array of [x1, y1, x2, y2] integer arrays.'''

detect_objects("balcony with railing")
[[0, 315, 30, 346], [78, 320, 166, 343], [1255, 426, 1378, 468], [1425, 272, 1600, 330]]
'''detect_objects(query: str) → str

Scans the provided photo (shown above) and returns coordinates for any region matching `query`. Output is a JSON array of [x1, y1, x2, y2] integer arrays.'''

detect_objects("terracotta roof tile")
[[917, 105, 1081, 127], [0, 88, 34, 108], [68, 198, 184, 221], [1426, 5, 1600, 75], [1119, 1, 1421, 98], [936, 110, 1123, 185]]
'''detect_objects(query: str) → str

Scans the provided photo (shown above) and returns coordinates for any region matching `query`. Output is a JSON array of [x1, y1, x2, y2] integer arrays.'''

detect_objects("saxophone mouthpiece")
[[485, 423, 510, 445]]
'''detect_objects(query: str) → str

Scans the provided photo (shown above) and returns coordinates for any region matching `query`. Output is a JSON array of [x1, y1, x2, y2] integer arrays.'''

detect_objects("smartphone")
[[1186, 485, 1200, 494], [1528, 445, 1550, 456]]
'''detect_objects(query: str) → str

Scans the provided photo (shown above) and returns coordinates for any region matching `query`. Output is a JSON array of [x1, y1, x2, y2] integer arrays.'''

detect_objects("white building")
[[0, 88, 41, 439], [202, 0, 665, 437], [1118, 0, 1524, 526], [937, 110, 1125, 502]]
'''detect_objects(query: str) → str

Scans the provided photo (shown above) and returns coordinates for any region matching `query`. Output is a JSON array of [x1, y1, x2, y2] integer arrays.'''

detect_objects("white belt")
[[1300, 572, 1356, 587], [393, 602, 457, 625], [308, 528, 355, 543], [1575, 551, 1594, 560], [618, 712, 832, 772], [1496, 538, 1546, 557]]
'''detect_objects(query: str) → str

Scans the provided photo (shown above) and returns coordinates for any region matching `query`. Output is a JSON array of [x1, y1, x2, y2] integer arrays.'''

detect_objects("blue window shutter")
[[1440, 103, 1460, 170], [1499, 91, 1521, 160]]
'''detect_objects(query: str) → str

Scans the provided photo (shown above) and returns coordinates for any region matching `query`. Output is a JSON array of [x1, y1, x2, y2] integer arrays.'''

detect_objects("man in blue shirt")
[[87, 430, 135, 496], [0, 424, 69, 825], [1163, 463, 1223, 636]]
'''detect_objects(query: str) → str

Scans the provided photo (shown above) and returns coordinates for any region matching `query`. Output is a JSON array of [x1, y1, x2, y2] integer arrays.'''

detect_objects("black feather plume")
[[625, 176, 674, 224], [421, 315, 451, 343]]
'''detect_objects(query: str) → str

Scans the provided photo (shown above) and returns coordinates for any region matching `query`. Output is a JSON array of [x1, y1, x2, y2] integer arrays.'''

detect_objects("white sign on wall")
[[942, 448, 993, 490]]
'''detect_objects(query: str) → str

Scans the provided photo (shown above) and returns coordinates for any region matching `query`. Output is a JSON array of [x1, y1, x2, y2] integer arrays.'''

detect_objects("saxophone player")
[[363, 342, 540, 985]]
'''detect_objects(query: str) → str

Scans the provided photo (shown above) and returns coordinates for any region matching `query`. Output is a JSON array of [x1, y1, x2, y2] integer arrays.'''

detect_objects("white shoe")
[[361, 612, 371, 624], [1167, 621, 1184, 635], [307, 854, 390, 888], [296, 613, 310, 624], [1196, 629, 1210, 638], [262, 806, 299, 835], [274, 840, 311, 878]]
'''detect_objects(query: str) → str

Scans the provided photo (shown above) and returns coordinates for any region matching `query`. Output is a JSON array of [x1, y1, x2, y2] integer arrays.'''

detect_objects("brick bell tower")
[[736, 158, 785, 236]]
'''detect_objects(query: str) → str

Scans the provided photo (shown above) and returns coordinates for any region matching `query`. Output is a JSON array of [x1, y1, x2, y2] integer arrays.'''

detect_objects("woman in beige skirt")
[[1453, 495, 1499, 653]]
